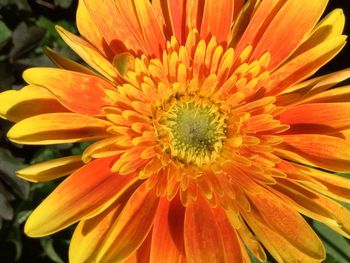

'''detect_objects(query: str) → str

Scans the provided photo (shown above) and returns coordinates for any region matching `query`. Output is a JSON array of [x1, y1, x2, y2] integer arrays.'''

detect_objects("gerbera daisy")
[[1, 0, 350, 262]]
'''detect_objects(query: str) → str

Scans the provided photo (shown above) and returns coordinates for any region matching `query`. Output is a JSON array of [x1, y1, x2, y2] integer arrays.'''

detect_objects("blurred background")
[[0, 0, 350, 262]]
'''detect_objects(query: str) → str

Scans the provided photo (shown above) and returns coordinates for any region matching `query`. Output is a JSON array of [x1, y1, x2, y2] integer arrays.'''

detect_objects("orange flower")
[[1, 0, 350, 262]]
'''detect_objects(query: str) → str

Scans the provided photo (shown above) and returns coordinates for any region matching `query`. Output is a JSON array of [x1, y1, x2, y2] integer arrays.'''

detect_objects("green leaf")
[[313, 221, 350, 263], [40, 237, 64, 263], [30, 147, 62, 164], [0, 21, 12, 47], [54, 0, 73, 8], [10, 22, 46, 60], [70, 142, 94, 155], [14, 0, 31, 11], [0, 148, 29, 199], [0, 183, 14, 221]]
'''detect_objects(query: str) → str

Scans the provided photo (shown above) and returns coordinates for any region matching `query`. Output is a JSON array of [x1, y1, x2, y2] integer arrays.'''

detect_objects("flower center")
[[162, 97, 226, 166]]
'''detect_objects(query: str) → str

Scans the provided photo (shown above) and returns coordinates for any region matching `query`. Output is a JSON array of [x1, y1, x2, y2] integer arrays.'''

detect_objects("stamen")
[[161, 97, 227, 166]]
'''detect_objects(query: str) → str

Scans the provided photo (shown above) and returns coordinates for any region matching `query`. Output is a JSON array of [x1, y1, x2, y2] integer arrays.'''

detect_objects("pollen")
[[162, 97, 226, 166]]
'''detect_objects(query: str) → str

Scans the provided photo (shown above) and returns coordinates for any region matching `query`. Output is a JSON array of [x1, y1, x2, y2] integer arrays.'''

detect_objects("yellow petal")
[[8, 113, 112, 145], [0, 85, 67, 122], [17, 155, 84, 182]]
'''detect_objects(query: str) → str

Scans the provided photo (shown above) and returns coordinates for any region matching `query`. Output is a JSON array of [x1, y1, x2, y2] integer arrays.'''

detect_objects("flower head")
[[1, 0, 350, 262]]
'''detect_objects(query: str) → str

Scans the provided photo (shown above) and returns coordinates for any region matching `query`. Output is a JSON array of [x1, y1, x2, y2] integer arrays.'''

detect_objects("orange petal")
[[292, 9, 345, 57], [200, 0, 233, 44], [243, 210, 324, 263], [76, 0, 113, 59], [0, 85, 67, 122], [44, 47, 96, 75], [265, 35, 346, 95], [150, 197, 186, 263], [25, 157, 138, 237], [213, 208, 244, 263], [124, 232, 153, 263], [279, 103, 350, 133], [69, 189, 132, 263], [160, 0, 186, 44], [7, 113, 111, 145], [235, 0, 287, 56], [186, 0, 205, 33], [280, 134, 350, 172], [23, 68, 116, 115], [247, 190, 325, 260], [17, 155, 84, 182], [290, 163, 350, 203], [96, 183, 159, 262], [83, 0, 145, 54], [184, 196, 225, 263], [133, 0, 166, 58], [251, 0, 328, 69], [280, 68, 350, 96], [56, 26, 120, 82]]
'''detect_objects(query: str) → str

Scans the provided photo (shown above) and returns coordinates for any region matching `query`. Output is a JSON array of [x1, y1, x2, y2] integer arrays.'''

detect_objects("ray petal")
[[23, 68, 116, 115], [200, 0, 234, 44], [184, 196, 226, 263], [251, 0, 328, 69], [150, 197, 185, 263], [280, 134, 350, 172], [248, 190, 325, 260], [76, 0, 113, 58], [0, 85, 67, 122], [17, 155, 84, 182], [96, 183, 159, 262], [25, 157, 138, 237], [7, 113, 112, 145]]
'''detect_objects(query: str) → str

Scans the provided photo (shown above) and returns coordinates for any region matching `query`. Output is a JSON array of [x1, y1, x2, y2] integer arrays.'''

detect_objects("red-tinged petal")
[[133, 0, 166, 58], [184, 195, 226, 263], [265, 35, 346, 95], [25, 157, 138, 237], [44, 47, 96, 76], [0, 86, 67, 122], [164, 0, 186, 44], [96, 183, 159, 262], [280, 134, 350, 172], [247, 190, 325, 260], [7, 113, 111, 145], [279, 103, 350, 133], [76, 0, 113, 59], [69, 199, 126, 263], [200, 0, 233, 44], [235, 0, 287, 56], [150, 197, 186, 263], [186, 0, 205, 33], [124, 232, 153, 263], [23, 68, 116, 115], [250, 0, 328, 69], [17, 155, 84, 183], [56, 26, 120, 82], [83, 0, 146, 54], [214, 208, 244, 263]]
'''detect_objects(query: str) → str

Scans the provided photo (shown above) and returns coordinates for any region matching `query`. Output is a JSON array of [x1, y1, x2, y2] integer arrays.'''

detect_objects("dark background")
[[0, 0, 350, 262]]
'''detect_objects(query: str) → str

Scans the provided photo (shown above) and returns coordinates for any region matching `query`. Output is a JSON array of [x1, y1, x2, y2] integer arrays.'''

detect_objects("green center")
[[165, 99, 226, 165], [173, 105, 217, 151]]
